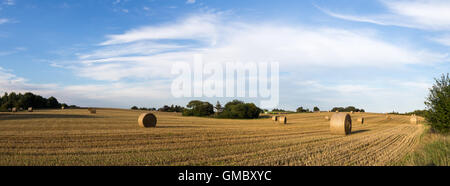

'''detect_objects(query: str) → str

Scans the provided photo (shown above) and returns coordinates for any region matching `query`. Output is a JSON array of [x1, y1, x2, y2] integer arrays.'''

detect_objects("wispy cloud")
[[78, 13, 447, 83], [0, 47, 27, 56], [0, 67, 58, 96], [101, 14, 218, 45], [0, 18, 9, 24], [3, 0, 14, 6], [186, 0, 196, 4], [430, 34, 450, 47], [112, 0, 121, 5], [320, 0, 450, 31]]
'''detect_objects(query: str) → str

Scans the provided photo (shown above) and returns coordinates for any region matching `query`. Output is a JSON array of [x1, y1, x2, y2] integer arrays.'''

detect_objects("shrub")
[[313, 106, 320, 112], [405, 110, 427, 117], [158, 105, 183, 112], [296, 107, 310, 113], [331, 106, 365, 112], [425, 73, 450, 133], [217, 100, 262, 119], [182, 100, 214, 117]]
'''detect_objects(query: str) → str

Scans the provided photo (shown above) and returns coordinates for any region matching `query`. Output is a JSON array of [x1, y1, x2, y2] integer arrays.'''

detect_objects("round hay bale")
[[385, 115, 392, 120], [138, 113, 157, 128], [325, 116, 330, 121], [12, 107, 17, 112], [357, 117, 364, 124], [410, 116, 417, 124], [350, 111, 354, 114], [278, 116, 287, 124], [28, 107, 33, 112], [61, 106, 65, 110], [19, 107, 23, 111], [272, 116, 278, 122], [330, 113, 352, 135]]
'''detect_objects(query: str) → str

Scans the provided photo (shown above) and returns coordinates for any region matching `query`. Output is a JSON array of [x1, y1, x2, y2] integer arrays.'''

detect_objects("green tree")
[[46, 96, 60, 108], [183, 100, 214, 117], [217, 100, 261, 119], [0, 92, 70, 111], [313, 106, 320, 112], [215, 101, 223, 113], [425, 73, 450, 133], [296, 107, 309, 113]]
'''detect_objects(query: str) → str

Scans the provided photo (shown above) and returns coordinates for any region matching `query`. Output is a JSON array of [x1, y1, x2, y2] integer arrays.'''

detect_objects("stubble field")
[[0, 109, 424, 166]]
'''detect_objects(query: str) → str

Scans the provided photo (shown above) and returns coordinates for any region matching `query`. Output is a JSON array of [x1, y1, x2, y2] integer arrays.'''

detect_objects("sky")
[[0, 0, 448, 112]]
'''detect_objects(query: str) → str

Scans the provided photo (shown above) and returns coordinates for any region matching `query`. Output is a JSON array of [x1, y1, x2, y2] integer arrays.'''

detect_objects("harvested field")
[[0, 109, 424, 166]]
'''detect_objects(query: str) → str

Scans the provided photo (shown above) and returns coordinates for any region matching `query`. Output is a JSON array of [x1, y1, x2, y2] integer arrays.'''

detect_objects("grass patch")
[[396, 127, 449, 166]]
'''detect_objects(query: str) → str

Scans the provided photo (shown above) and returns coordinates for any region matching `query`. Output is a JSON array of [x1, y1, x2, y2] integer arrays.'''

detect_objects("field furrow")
[[0, 109, 424, 166]]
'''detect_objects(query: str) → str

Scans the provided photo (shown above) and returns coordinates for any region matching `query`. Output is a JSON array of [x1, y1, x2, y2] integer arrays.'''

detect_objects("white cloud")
[[0, 47, 27, 56], [73, 13, 447, 83], [430, 34, 450, 47], [320, 0, 450, 31], [101, 14, 218, 45], [0, 67, 58, 96], [3, 0, 14, 6], [79, 41, 185, 60], [0, 18, 9, 24], [186, 0, 196, 4]]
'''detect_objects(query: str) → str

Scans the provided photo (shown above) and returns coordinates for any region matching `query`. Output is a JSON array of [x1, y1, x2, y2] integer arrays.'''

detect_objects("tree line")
[[131, 105, 184, 112], [330, 106, 365, 112], [182, 100, 262, 119], [0, 92, 71, 112]]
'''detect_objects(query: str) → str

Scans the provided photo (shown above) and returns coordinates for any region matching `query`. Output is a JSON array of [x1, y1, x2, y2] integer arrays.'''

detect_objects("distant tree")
[[0, 92, 70, 111], [313, 106, 320, 112], [296, 107, 309, 113], [273, 108, 286, 112], [61, 103, 69, 108], [405, 110, 427, 117], [46, 96, 60, 108], [217, 100, 261, 119], [182, 100, 214, 117], [344, 106, 356, 112], [131, 106, 138, 110], [425, 73, 450, 133], [69, 105, 79, 109], [215, 101, 223, 113], [158, 105, 184, 112], [331, 106, 364, 112]]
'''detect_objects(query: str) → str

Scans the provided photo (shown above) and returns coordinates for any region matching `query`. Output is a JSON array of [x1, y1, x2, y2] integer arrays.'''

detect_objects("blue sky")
[[0, 0, 448, 112]]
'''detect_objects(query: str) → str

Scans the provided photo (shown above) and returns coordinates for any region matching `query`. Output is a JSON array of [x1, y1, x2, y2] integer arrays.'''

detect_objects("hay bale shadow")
[[155, 126, 202, 129], [258, 115, 272, 119], [0, 114, 101, 121], [351, 129, 370, 134]]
